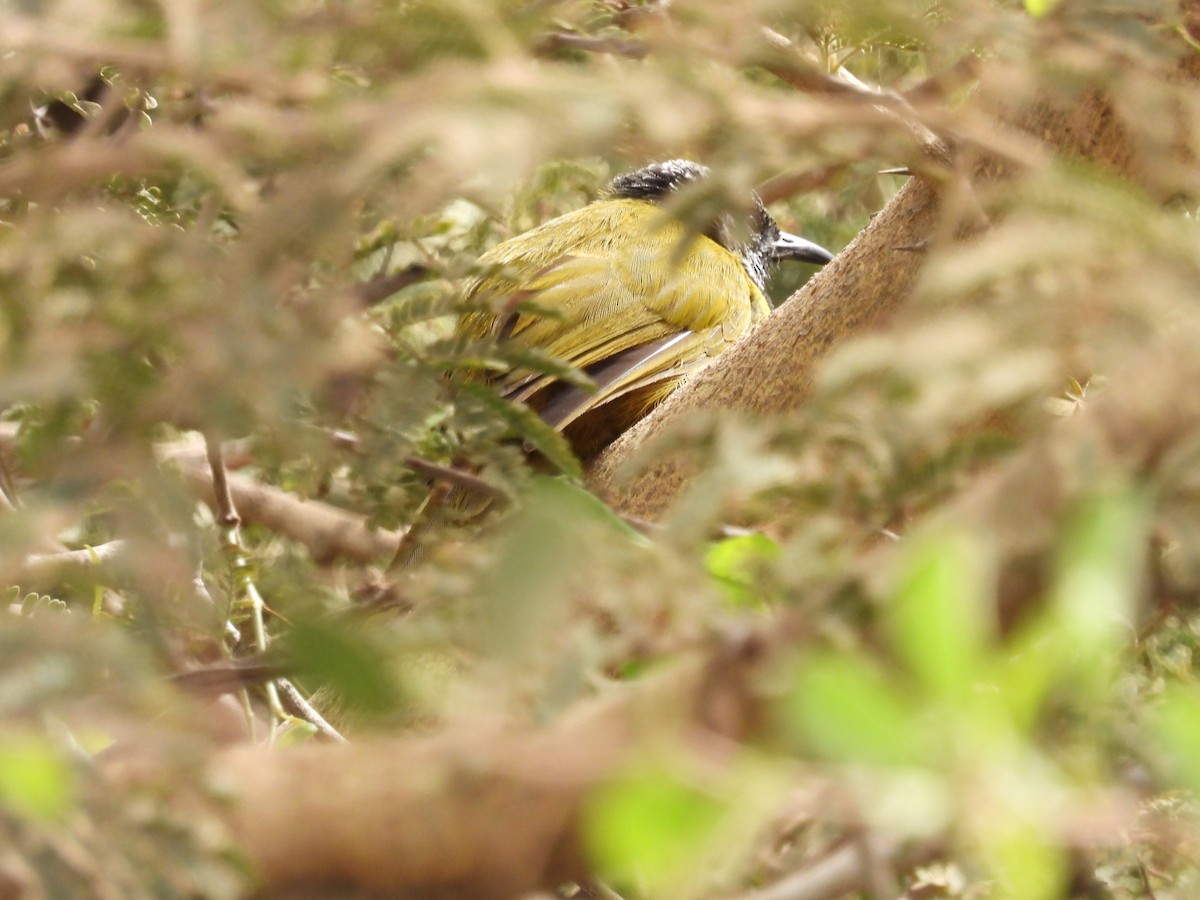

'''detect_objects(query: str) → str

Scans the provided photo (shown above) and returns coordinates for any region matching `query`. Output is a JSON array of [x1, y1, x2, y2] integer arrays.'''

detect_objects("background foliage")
[[3, 0, 1200, 897]]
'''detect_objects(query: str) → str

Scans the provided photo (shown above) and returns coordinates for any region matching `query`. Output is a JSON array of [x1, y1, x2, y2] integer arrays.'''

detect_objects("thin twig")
[[167, 452, 403, 564], [204, 432, 285, 735], [0, 469, 17, 513], [205, 432, 241, 529], [757, 28, 952, 167], [328, 429, 362, 452], [1137, 858, 1159, 900], [619, 513, 755, 541], [171, 659, 289, 695], [325, 428, 507, 501], [276, 678, 347, 743], [537, 31, 648, 59], [403, 456, 508, 502], [16, 540, 126, 585], [354, 264, 431, 307], [731, 834, 944, 900]]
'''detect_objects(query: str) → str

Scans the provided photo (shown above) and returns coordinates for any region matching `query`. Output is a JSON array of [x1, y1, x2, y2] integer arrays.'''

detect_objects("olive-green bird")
[[459, 160, 834, 457]]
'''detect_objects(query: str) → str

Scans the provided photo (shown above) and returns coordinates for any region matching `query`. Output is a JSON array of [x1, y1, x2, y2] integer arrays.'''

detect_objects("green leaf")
[[987, 822, 1066, 900], [786, 651, 923, 766], [887, 529, 989, 704], [1024, 0, 1058, 17], [584, 764, 728, 894], [382, 285, 460, 329], [1152, 684, 1200, 791], [283, 620, 400, 716], [458, 382, 581, 479], [0, 735, 75, 822], [1048, 486, 1146, 691], [705, 532, 780, 608], [988, 630, 1057, 734], [477, 477, 637, 659]]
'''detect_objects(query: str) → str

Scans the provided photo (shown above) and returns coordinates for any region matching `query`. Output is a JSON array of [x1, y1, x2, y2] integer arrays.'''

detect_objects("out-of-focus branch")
[[276, 679, 347, 743], [204, 433, 241, 530], [588, 174, 939, 517], [755, 163, 848, 206], [13, 541, 126, 588], [538, 31, 649, 59], [903, 54, 982, 105], [329, 429, 508, 501], [402, 455, 509, 502], [352, 263, 432, 307], [0, 423, 407, 568], [208, 321, 1200, 899], [733, 835, 936, 900], [0, 486, 16, 513], [589, 37, 1188, 519], [757, 28, 951, 164], [211, 641, 764, 897], [167, 452, 402, 565]]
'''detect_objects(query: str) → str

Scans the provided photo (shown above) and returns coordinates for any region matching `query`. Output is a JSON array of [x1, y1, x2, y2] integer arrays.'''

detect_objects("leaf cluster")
[[3, 0, 1200, 897]]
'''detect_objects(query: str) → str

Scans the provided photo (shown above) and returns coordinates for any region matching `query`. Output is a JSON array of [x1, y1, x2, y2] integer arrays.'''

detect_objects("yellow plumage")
[[457, 161, 831, 457], [460, 200, 769, 455]]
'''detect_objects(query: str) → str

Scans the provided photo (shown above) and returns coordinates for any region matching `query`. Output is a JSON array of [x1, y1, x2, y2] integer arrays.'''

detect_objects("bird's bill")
[[772, 231, 834, 265]]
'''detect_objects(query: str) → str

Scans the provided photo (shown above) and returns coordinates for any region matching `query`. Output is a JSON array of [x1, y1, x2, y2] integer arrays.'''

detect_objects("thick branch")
[[12, 540, 126, 589], [208, 332, 1200, 900], [211, 646, 761, 898], [587, 175, 938, 517], [169, 454, 402, 565], [587, 50, 1173, 519], [886, 338, 1200, 630]]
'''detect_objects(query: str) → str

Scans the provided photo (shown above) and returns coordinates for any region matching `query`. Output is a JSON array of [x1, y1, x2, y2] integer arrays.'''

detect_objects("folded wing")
[[459, 199, 770, 437]]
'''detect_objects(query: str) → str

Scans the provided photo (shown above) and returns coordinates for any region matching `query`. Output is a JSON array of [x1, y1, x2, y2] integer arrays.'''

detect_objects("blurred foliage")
[[2, 0, 1200, 896]]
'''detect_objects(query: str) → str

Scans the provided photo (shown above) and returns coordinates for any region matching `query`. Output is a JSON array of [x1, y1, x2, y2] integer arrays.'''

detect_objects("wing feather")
[[459, 198, 770, 436]]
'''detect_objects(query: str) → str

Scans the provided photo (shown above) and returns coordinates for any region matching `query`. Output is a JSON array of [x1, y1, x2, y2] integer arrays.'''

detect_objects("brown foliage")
[[6, 2, 1200, 899]]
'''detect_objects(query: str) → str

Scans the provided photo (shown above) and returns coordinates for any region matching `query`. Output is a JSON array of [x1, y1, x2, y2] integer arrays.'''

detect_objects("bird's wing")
[[461, 200, 770, 429]]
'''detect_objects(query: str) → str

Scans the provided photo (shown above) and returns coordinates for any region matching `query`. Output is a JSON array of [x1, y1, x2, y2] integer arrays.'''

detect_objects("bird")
[[458, 160, 834, 458]]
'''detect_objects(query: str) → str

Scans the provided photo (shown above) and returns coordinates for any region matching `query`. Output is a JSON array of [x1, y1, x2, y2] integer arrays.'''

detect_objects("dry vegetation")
[[4, 0, 1200, 898]]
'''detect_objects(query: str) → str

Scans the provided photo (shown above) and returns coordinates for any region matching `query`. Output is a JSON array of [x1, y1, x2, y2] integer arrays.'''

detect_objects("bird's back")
[[459, 197, 771, 456]]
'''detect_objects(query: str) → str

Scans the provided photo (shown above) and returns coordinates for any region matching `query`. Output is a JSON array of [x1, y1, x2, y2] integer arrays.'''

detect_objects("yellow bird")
[[459, 160, 834, 457]]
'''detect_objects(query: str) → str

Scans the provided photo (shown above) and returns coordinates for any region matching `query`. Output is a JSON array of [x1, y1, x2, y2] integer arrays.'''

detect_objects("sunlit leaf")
[[584, 763, 728, 895], [1024, 0, 1058, 18], [0, 735, 75, 822], [705, 532, 780, 608], [987, 822, 1066, 900], [786, 651, 924, 766], [1152, 683, 1200, 791], [1048, 486, 1147, 691], [887, 528, 990, 704]]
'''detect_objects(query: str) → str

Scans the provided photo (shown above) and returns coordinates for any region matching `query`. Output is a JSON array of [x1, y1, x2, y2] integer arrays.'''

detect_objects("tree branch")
[[588, 45, 1183, 519], [168, 453, 403, 565]]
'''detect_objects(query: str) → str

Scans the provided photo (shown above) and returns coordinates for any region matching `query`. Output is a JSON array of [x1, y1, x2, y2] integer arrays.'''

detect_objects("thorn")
[[878, 166, 912, 176], [893, 240, 929, 254]]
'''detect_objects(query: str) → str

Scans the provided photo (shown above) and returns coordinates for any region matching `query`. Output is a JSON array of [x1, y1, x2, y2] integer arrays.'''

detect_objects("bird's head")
[[606, 159, 834, 292]]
